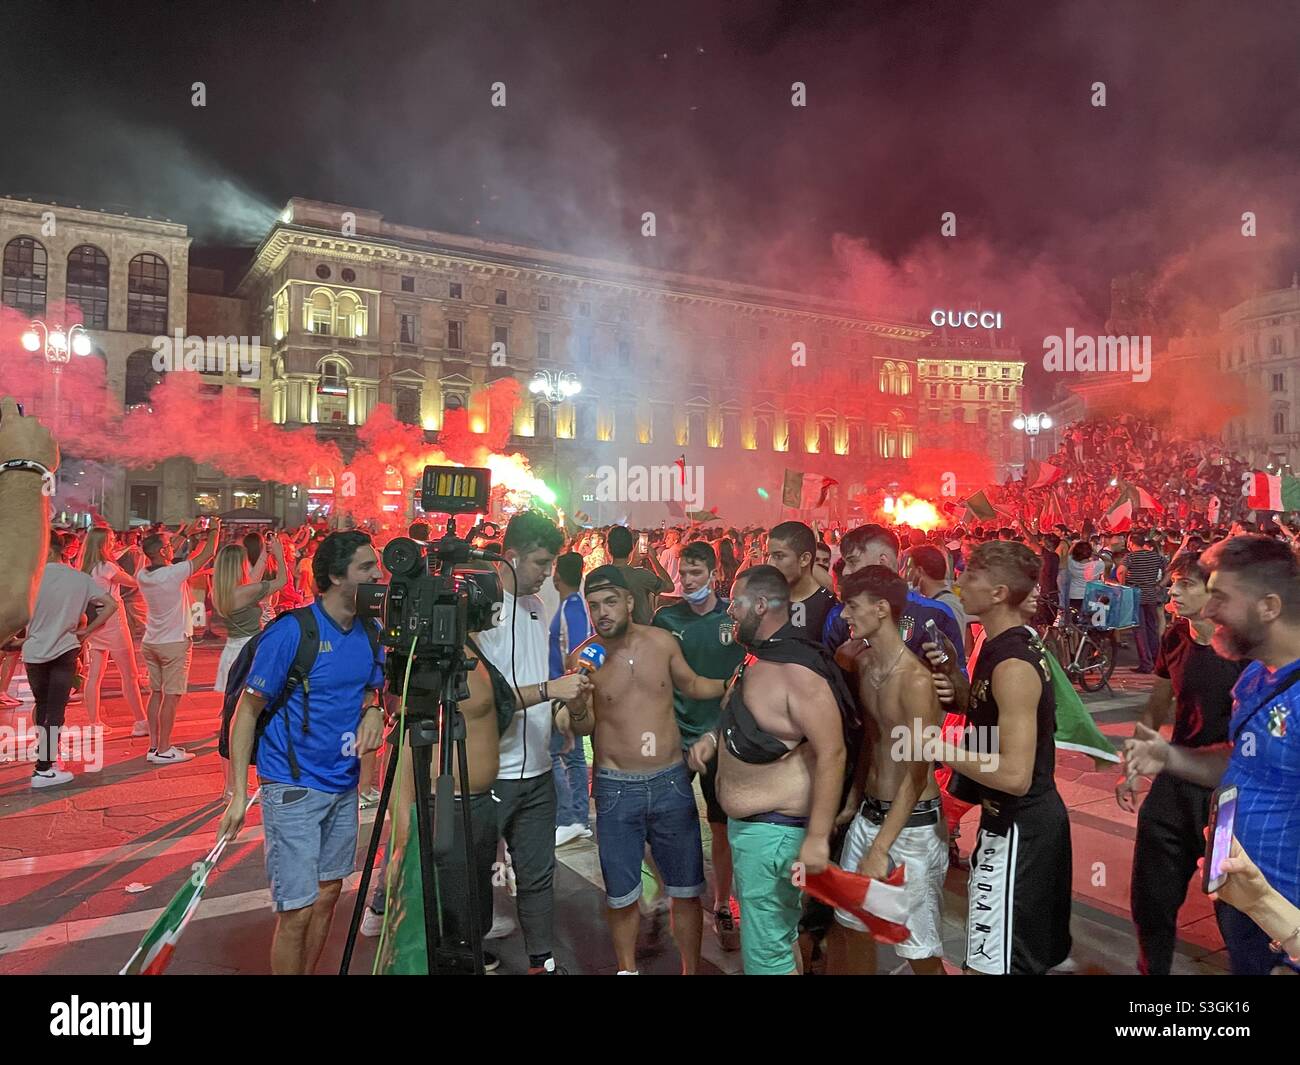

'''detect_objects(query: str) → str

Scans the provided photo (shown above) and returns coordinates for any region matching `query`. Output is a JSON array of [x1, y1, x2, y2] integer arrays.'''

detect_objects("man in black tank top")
[[939, 542, 1072, 975]]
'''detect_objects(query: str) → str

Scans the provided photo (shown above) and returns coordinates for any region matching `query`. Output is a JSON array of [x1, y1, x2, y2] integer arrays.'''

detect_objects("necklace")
[[867, 646, 906, 689]]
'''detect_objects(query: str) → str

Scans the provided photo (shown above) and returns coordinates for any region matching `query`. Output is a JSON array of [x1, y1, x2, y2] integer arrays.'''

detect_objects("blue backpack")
[[217, 607, 379, 781]]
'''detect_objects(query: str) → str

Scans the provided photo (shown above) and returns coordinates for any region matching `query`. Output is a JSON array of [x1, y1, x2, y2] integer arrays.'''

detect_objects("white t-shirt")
[[475, 589, 551, 779], [137, 560, 196, 644], [537, 574, 560, 626], [659, 545, 683, 596], [23, 563, 97, 664]]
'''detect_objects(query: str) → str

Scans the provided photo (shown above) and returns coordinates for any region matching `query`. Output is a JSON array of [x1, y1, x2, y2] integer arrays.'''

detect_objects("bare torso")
[[432, 653, 500, 795], [853, 644, 939, 804], [578, 624, 684, 772], [716, 658, 815, 819]]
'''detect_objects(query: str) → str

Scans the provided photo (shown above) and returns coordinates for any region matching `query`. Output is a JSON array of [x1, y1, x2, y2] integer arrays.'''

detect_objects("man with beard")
[[560, 565, 725, 975], [1115, 551, 1245, 975], [941, 542, 1072, 975], [686, 565, 849, 975], [1125, 536, 1300, 974], [826, 566, 947, 975]]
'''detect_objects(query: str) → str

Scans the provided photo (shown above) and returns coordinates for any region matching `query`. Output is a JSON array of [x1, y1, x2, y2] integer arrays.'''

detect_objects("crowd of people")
[[1, 392, 1298, 977]]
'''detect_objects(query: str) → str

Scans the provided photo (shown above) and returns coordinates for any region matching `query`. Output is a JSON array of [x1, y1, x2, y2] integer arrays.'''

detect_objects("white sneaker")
[[150, 747, 194, 764], [616, 969, 640, 975], [484, 912, 517, 940], [131, 721, 150, 737], [32, 767, 74, 789], [555, 824, 585, 848], [359, 907, 384, 937]]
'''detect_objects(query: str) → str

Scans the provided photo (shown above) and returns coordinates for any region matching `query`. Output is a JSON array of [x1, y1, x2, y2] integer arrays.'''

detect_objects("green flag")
[[1283, 475, 1300, 512], [1042, 647, 1119, 767]]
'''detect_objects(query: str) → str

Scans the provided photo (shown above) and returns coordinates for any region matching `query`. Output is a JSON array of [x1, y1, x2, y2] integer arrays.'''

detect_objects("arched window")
[[754, 415, 772, 450], [534, 402, 552, 439], [127, 253, 169, 334], [66, 245, 109, 329], [335, 291, 365, 338], [898, 365, 911, 395], [320, 358, 349, 391], [879, 361, 893, 393], [307, 289, 334, 335], [2, 237, 47, 316], [124, 350, 164, 408]]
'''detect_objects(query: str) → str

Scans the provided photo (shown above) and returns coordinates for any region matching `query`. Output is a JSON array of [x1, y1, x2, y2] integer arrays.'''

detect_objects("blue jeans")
[[260, 782, 358, 912], [550, 729, 590, 828], [593, 761, 705, 908]]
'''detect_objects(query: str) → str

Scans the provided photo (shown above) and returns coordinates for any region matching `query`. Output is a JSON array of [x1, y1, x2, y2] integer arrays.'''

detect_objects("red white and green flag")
[[963, 489, 997, 522], [1102, 493, 1133, 532], [1246, 471, 1300, 512], [1023, 459, 1063, 489], [120, 790, 259, 975], [782, 469, 838, 510]]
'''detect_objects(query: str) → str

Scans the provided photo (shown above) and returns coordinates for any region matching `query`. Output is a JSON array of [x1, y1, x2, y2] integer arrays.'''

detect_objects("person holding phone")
[[1124, 536, 1300, 975], [1116, 551, 1245, 975], [1209, 837, 1300, 974]]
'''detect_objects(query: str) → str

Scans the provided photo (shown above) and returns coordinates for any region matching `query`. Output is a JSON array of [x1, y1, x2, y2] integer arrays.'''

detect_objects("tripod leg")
[[453, 711, 486, 975], [339, 732, 399, 975], [410, 728, 443, 975]]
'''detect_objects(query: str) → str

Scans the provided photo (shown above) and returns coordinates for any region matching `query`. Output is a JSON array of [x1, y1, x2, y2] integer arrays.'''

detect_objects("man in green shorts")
[[688, 565, 846, 975], [654, 541, 746, 950]]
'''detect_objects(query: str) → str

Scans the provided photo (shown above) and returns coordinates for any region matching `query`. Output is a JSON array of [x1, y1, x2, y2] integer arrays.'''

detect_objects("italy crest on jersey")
[[719, 622, 735, 646], [899, 617, 915, 644], [1267, 704, 1289, 739]]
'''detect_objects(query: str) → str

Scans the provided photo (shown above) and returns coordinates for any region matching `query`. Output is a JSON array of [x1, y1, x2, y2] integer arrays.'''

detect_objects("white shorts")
[[834, 806, 949, 960], [213, 635, 253, 693]]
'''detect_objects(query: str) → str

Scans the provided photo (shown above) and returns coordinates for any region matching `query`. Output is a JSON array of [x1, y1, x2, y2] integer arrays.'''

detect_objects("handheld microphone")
[[577, 643, 607, 674]]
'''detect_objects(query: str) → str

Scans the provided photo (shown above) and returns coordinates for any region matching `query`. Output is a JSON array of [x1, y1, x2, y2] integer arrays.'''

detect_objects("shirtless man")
[[687, 565, 846, 976], [560, 565, 726, 975], [825, 566, 947, 975]]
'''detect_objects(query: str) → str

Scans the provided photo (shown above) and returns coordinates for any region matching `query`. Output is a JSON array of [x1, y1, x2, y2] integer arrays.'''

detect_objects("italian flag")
[[1247, 471, 1300, 512], [782, 469, 838, 510], [1102, 493, 1133, 532], [963, 489, 997, 521], [1023, 459, 1063, 489], [119, 790, 259, 975]]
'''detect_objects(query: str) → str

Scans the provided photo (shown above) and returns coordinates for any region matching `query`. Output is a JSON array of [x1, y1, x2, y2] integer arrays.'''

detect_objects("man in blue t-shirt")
[[550, 552, 593, 845], [821, 525, 966, 671], [1125, 536, 1300, 974], [219, 531, 385, 975]]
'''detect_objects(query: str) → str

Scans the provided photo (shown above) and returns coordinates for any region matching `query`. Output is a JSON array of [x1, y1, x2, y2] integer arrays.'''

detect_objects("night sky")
[[4, 0, 1299, 339]]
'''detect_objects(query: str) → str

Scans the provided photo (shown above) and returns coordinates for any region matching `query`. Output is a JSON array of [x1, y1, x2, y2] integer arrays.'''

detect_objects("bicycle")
[[1043, 607, 1115, 692]]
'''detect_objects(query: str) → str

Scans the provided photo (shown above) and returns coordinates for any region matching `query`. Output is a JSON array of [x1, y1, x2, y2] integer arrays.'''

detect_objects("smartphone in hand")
[[1202, 784, 1237, 894]]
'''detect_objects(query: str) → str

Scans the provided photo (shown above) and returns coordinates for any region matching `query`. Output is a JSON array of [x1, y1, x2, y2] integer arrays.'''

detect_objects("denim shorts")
[[593, 761, 705, 908], [261, 781, 358, 912]]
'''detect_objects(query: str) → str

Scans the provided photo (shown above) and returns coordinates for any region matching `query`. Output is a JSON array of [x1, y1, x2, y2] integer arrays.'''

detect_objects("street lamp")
[[529, 370, 582, 510], [1012, 411, 1052, 460], [21, 319, 94, 431]]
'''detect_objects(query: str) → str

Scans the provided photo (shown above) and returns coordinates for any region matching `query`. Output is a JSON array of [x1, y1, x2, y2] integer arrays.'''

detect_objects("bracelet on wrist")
[[1269, 925, 1300, 961]]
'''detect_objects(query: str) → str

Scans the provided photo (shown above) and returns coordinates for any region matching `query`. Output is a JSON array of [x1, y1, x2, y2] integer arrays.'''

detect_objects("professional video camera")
[[342, 465, 501, 977], [356, 468, 502, 698]]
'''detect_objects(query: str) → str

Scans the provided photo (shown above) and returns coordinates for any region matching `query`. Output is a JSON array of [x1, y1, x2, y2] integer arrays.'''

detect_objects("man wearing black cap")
[[559, 564, 727, 975]]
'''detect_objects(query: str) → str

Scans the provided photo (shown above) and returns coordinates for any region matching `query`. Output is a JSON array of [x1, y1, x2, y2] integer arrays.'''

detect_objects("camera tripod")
[[339, 648, 488, 976]]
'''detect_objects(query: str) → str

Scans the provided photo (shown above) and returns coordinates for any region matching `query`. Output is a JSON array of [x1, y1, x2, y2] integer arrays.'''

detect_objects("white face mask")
[[682, 583, 713, 605]]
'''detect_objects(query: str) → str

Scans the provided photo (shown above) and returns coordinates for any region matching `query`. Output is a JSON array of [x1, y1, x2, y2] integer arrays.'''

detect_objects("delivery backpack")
[[217, 606, 380, 781]]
